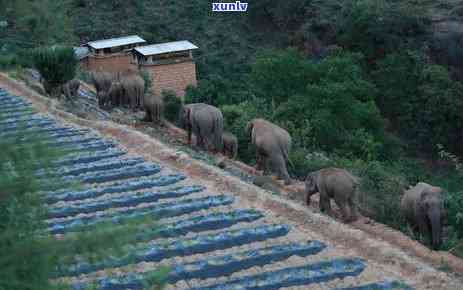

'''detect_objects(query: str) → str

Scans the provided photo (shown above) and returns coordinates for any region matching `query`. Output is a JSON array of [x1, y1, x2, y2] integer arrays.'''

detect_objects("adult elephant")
[[179, 103, 223, 152], [120, 74, 145, 109], [401, 182, 443, 250], [246, 118, 292, 185], [90, 72, 113, 108], [106, 81, 124, 108]]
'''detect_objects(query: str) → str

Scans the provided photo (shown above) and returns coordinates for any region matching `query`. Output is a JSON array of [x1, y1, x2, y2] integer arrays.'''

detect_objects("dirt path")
[[1, 73, 463, 289]]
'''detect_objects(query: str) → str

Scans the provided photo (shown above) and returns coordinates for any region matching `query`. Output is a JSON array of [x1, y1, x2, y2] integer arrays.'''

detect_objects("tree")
[[336, 0, 429, 63], [372, 51, 423, 128], [0, 0, 75, 50], [32, 46, 78, 97], [273, 51, 385, 160], [250, 49, 314, 106], [374, 52, 463, 156], [404, 65, 463, 155]]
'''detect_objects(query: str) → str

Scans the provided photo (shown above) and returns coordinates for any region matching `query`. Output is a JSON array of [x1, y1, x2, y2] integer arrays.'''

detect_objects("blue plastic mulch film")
[[48, 183, 207, 219], [332, 280, 414, 290], [56, 224, 291, 277], [46, 174, 186, 204], [72, 240, 327, 290], [54, 209, 262, 241], [188, 258, 366, 290], [47, 194, 232, 233], [52, 148, 128, 167]]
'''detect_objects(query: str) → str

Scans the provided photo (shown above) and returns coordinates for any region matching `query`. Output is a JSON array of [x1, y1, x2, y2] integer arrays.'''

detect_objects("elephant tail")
[[280, 145, 294, 169]]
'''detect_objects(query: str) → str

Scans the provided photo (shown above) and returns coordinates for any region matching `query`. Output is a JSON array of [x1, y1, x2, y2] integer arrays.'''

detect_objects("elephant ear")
[[419, 189, 432, 211], [305, 172, 317, 194]]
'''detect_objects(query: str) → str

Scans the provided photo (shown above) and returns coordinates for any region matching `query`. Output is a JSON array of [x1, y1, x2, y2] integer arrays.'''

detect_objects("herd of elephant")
[[87, 72, 445, 251], [90, 70, 145, 109]]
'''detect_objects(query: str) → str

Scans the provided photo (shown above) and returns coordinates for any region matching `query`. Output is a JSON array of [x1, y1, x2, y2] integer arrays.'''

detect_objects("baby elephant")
[[222, 132, 238, 159], [401, 182, 443, 250], [305, 167, 359, 223]]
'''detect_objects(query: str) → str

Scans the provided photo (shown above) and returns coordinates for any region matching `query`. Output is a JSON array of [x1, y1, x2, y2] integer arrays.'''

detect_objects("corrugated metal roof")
[[87, 35, 146, 50], [134, 40, 198, 56]]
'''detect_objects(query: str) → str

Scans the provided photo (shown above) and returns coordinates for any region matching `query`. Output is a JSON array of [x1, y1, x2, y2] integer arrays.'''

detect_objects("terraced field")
[[0, 87, 421, 289]]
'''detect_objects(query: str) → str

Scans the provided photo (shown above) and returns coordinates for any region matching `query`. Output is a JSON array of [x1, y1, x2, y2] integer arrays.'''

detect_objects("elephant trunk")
[[429, 207, 442, 250]]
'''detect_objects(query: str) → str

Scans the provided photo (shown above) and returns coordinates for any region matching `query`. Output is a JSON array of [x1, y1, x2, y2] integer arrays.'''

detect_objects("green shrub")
[[372, 51, 423, 124], [273, 51, 386, 159], [289, 149, 335, 179], [336, 0, 429, 62], [184, 77, 252, 107], [0, 54, 17, 68], [141, 70, 153, 95], [375, 53, 463, 156], [32, 46, 78, 96], [162, 90, 182, 123], [250, 49, 314, 106], [343, 159, 408, 226], [405, 65, 463, 155], [248, 0, 310, 30]]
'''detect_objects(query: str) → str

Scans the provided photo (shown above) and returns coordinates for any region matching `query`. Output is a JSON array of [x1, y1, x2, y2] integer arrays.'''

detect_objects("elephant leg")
[[187, 127, 192, 145], [198, 137, 207, 150], [319, 194, 332, 216], [272, 155, 291, 185], [263, 158, 272, 175], [255, 151, 265, 171], [417, 216, 429, 241], [306, 192, 313, 206], [348, 194, 358, 222], [144, 110, 152, 122], [334, 194, 350, 222]]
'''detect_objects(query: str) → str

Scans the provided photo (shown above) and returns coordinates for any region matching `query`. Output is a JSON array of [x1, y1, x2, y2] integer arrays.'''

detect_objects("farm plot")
[[0, 87, 412, 290]]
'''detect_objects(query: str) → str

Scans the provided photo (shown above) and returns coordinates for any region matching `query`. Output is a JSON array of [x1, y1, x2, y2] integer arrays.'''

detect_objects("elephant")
[[246, 118, 292, 185], [144, 94, 164, 124], [61, 79, 80, 100], [305, 167, 359, 223], [222, 131, 238, 159], [106, 81, 124, 108], [401, 182, 443, 250], [120, 74, 145, 109], [90, 72, 113, 108], [179, 103, 223, 152]]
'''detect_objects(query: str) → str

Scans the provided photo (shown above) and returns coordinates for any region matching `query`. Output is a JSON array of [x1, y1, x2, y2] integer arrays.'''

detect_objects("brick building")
[[80, 35, 146, 73], [132, 40, 198, 98]]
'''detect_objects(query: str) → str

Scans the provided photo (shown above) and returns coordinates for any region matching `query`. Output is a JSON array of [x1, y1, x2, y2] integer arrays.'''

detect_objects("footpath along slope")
[[0, 74, 462, 289]]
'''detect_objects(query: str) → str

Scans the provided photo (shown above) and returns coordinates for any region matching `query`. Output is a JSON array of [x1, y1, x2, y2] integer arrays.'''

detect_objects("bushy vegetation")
[[335, 0, 429, 62], [162, 90, 183, 124], [31, 46, 78, 96], [0, 120, 167, 289]]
